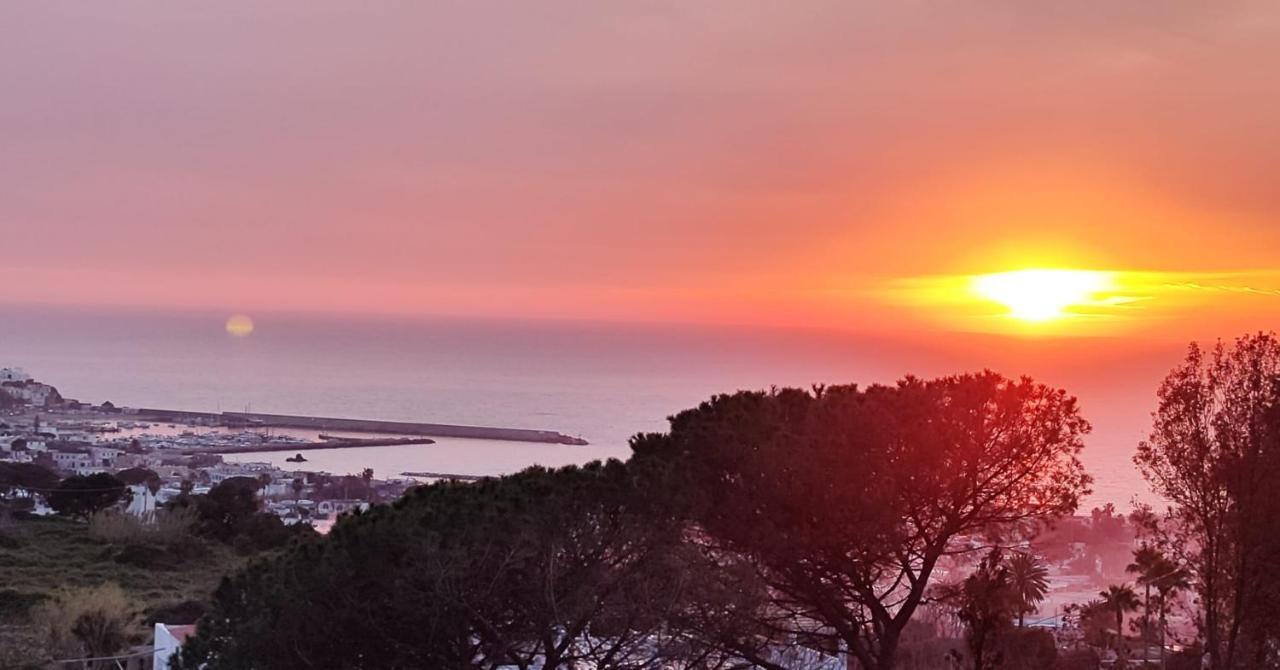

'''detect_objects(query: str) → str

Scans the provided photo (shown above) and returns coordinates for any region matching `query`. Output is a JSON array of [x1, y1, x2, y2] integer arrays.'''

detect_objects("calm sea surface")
[[1, 306, 1180, 508]]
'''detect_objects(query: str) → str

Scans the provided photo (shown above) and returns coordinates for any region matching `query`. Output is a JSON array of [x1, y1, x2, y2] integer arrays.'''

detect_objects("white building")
[[204, 463, 267, 484], [0, 382, 59, 406], [50, 449, 94, 472], [153, 623, 196, 670], [88, 445, 123, 466], [316, 499, 369, 516], [261, 479, 292, 498], [126, 484, 158, 518], [0, 450, 33, 463], [0, 367, 32, 383]]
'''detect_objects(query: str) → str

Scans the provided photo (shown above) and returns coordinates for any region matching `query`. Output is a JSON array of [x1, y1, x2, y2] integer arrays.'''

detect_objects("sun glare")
[[225, 314, 255, 337], [972, 269, 1115, 322]]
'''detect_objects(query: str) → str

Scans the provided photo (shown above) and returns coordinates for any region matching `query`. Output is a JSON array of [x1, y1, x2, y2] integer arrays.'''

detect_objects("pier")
[[185, 436, 436, 456], [400, 471, 488, 482], [133, 408, 589, 445]]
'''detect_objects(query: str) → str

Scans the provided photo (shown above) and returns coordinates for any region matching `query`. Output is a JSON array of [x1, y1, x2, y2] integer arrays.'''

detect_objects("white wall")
[[153, 623, 191, 670]]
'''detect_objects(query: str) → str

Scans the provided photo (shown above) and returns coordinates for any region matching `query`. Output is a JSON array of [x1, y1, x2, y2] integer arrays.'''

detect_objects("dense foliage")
[[1135, 332, 1280, 669], [177, 461, 699, 669], [630, 372, 1091, 670], [178, 372, 1092, 670], [0, 462, 60, 500], [173, 476, 310, 553], [47, 473, 129, 519]]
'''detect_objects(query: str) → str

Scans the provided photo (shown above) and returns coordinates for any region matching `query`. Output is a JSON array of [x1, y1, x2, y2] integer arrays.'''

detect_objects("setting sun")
[[972, 269, 1115, 322], [225, 314, 255, 337]]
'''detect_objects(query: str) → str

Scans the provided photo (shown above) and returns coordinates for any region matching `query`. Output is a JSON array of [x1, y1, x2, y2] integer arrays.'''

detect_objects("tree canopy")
[[177, 461, 699, 669], [1135, 332, 1280, 668], [47, 473, 129, 519], [0, 462, 60, 499], [630, 372, 1092, 670]]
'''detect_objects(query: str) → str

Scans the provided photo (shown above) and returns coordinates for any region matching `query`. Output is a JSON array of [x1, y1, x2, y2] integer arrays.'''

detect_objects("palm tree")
[[1127, 545, 1163, 659], [1074, 598, 1111, 648], [1099, 583, 1142, 652], [1007, 551, 1050, 627], [1151, 558, 1190, 669]]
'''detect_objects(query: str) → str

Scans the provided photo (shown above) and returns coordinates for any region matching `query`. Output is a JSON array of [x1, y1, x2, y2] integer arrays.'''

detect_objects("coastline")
[[134, 408, 590, 446]]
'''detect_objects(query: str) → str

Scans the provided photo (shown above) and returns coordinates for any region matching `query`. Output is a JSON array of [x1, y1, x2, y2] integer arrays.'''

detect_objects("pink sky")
[[2, 2, 1279, 336]]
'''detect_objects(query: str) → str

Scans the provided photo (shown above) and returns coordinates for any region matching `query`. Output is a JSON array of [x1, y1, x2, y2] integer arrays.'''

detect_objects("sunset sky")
[[3, 2, 1278, 339]]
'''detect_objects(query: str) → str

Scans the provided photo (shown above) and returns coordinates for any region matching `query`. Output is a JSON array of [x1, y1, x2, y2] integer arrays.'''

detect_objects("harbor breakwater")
[[134, 408, 589, 445], [188, 436, 437, 456]]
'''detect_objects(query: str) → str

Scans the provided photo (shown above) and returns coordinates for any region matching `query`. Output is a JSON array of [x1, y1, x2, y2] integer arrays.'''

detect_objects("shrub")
[[996, 627, 1058, 669], [1167, 649, 1204, 670], [145, 599, 207, 626], [0, 531, 21, 549], [1051, 648, 1100, 670], [89, 506, 197, 546], [32, 583, 139, 662], [113, 544, 182, 570], [0, 588, 47, 621]]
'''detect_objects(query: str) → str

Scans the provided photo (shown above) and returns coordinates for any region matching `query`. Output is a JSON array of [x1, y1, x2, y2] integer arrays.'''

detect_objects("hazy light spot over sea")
[[225, 314, 255, 337]]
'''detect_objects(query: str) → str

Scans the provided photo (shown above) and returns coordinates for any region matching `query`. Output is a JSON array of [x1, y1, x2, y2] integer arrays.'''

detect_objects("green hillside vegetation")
[[0, 514, 247, 666], [0, 475, 313, 667]]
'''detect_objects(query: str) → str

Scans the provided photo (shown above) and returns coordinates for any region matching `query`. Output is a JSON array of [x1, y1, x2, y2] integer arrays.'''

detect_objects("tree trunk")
[[1205, 534, 1221, 670], [1116, 607, 1124, 652], [875, 628, 901, 670], [1144, 583, 1152, 665], [1160, 600, 1167, 670]]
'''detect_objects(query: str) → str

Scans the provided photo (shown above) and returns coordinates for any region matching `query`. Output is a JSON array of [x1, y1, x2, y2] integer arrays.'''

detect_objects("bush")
[[89, 506, 197, 546], [1051, 648, 1100, 670], [112, 544, 183, 570], [1167, 649, 1204, 670], [145, 599, 207, 626], [996, 627, 1057, 669], [236, 510, 308, 552], [32, 583, 139, 662], [896, 636, 965, 669], [0, 588, 47, 621]]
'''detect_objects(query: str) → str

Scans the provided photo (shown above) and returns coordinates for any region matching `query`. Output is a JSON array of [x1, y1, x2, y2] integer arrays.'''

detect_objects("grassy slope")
[[0, 515, 249, 664]]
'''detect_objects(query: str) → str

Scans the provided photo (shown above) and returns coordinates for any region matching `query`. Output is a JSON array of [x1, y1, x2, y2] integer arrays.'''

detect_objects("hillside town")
[[0, 367, 414, 530]]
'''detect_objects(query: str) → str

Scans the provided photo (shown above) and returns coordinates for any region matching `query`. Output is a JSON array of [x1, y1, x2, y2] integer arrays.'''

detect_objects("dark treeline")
[[175, 334, 1280, 669], [177, 372, 1092, 669]]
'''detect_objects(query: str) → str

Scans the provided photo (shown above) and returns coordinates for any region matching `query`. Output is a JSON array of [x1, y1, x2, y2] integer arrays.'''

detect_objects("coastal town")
[[0, 367, 424, 530]]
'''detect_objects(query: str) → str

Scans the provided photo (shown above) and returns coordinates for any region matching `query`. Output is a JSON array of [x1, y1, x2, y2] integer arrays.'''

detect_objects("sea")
[[1, 305, 1183, 510]]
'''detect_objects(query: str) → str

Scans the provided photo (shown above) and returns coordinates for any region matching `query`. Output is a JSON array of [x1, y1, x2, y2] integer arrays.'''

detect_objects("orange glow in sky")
[[880, 267, 1280, 339], [1, 3, 1279, 341]]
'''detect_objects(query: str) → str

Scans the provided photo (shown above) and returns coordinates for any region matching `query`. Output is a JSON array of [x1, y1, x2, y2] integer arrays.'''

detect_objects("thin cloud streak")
[[880, 269, 1280, 337]]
